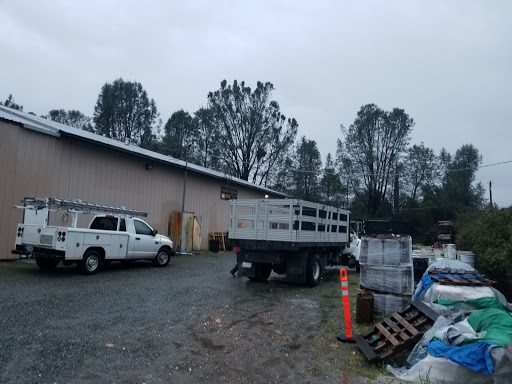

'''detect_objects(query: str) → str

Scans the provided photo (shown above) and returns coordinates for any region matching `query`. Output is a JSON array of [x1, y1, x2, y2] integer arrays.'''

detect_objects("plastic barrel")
[[458, 251, 475, 267], [209, 239, 219, 253], [356, 293, 374, 324]]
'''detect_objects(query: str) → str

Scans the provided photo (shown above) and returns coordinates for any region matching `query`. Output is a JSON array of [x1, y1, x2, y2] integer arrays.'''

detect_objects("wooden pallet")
[[352, 301, 439, 362], [208, 232, 227, 251], [430, 275, 495, 286], [429, 268, 478, 275]]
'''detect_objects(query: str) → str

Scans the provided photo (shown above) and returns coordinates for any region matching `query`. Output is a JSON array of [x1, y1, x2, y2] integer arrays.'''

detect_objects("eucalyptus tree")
[[160, 109, 195, 160], [402, 143, 437, 201], [193, 107, 223, 169], [207, 80, 297, 185], [93, 78, 160, 149], [1, 94, 23, 110], [45, 109, 95, 132], [320, 153, 345, 207], [340, 104, 414, 215], [444, 144, 484, 208], [291, 137, 322, 201]]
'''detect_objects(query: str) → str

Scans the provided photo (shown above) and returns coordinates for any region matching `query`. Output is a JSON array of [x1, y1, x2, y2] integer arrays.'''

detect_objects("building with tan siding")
[[0, 105, 285, 260]]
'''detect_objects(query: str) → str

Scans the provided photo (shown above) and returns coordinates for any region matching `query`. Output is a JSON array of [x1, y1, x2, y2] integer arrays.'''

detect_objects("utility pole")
[[489, 181, 493, 208], [393, 163, 400, 215], [180, 145, 191, 254]]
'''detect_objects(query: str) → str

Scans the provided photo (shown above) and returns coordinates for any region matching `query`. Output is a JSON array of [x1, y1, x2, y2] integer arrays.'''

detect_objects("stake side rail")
[[229, 199, 350, 244]]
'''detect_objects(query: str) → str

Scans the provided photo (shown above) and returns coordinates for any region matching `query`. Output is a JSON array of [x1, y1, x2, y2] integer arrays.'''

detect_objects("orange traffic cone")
[[337, 268, 355, 342]]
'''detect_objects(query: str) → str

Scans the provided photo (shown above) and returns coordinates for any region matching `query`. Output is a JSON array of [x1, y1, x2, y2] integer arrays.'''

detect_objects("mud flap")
[[237, 253, 256, 278], [285, 250, 308, 283]]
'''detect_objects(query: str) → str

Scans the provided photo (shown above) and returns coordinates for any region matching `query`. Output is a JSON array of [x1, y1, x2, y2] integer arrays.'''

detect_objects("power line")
[[394, 203, 458, 212], [287, 159, 512, 177], [475, 159, 512, 169]]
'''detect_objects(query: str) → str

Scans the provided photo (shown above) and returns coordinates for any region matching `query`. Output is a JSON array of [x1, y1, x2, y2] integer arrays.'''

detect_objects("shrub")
[[457, 207, 512, 299]]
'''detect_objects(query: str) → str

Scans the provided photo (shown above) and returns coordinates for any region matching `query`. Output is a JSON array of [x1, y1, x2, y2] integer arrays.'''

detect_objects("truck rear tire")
[[79, 250, 101, 275], [254, 263, 272, 282], [36, 258, 59, 270], [306, 255, 322, 287], [153, 249, 170, 267], [356, 261, 360, 273]]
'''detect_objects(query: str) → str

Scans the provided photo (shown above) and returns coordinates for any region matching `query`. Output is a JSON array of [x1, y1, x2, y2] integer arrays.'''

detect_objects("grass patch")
[[313, 268, 392, 379]]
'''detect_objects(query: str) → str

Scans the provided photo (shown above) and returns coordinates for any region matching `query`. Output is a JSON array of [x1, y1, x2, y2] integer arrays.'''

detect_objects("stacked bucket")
[[359, 235, 414, 318]]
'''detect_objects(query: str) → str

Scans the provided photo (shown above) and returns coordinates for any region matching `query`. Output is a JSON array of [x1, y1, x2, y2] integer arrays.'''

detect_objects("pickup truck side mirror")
[[152, 229, 158, 236]]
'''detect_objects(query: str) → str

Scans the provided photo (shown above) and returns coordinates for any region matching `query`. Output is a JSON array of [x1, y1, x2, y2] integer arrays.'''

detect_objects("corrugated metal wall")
[[0, 120, 276, 259]]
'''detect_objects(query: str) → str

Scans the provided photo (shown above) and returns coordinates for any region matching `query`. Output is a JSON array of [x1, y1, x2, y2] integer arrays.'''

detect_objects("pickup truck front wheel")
[[79, 250, 101, 275], [153, 249, 170, 267]]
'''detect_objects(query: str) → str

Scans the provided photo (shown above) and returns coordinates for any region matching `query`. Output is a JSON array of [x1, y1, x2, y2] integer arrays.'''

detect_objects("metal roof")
[[0, 105, 286, 197]]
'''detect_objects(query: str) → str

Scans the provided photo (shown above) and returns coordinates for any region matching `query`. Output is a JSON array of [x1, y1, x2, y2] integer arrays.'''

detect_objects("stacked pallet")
[[359, 235, 414, 318], [208, 232, 227, 252], [352, 300, 439, 362]]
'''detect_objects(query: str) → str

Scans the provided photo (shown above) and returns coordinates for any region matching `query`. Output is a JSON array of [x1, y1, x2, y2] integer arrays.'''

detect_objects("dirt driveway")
[[0, 252, 404, 383]]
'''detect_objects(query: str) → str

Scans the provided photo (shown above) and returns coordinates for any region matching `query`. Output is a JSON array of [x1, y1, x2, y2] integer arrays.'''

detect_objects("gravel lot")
[[0, 252, 404, 384]]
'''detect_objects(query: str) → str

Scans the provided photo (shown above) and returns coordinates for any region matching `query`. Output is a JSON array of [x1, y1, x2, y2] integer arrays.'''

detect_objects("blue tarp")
[[427, 340, 498, 375]]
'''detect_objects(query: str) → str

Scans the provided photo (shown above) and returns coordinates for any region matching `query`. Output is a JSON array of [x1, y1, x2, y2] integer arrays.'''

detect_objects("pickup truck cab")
[[14, 213, 176, 274]]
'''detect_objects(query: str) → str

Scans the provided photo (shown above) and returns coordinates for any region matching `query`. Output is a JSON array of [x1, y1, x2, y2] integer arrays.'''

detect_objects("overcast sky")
[[2, 0, 511, 207]]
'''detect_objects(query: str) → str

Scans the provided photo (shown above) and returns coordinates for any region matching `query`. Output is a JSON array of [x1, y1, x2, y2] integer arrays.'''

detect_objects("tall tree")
[[160, 110, 195, 159], [320, 153, 345, 207], [44, 109, 95, 132], [193, 107, 222, 168], [340, 104, 414, 215], [402, 143, 437, 201], [1, 94, 23, 110], [207, 80, 297, 185], [291, 137, 322, 201], [444, 144, 484, 208], [93, 78, 160, 149], [269, 156, 294, 196], [438, 147, 452, 187], [335, 141, 360, 210]]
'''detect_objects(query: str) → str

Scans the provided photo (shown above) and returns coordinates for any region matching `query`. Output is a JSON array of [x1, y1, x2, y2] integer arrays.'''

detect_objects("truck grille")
[[40, 235, 53, 245]]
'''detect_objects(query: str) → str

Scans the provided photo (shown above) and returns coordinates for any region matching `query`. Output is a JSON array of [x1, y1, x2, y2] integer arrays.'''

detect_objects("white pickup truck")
[[12, 197, 176, 274]]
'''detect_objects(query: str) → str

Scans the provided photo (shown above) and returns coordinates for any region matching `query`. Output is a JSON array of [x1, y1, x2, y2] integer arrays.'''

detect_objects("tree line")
[[2, 79, 488, 241]]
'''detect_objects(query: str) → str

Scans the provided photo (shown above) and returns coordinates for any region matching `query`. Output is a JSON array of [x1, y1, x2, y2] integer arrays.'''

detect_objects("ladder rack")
[[15, 197, 147, 228], [17, 197, 148, 217]]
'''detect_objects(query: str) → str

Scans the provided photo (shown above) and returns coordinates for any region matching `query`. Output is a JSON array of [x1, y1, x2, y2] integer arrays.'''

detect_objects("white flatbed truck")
[[228, 199, 357, 286], [12, 197, 175, 274]]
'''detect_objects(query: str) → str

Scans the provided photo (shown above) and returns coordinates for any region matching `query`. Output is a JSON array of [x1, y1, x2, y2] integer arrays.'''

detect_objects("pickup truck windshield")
[[90, 217, 118, 231]]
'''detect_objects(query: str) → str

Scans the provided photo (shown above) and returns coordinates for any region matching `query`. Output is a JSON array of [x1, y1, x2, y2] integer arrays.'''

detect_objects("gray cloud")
[[1, 0, 510, 206]]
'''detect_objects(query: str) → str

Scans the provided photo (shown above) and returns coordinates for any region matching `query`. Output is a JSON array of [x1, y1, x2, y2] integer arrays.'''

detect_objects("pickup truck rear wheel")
[[306, 254, 322, 287], [79, 250, 101, 275], [153, 249, 170, 267], [254, 263, 271, 282], [36, 258, 60, 270]]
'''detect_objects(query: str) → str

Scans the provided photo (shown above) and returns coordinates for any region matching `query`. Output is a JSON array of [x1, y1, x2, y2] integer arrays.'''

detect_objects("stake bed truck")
[[12, 197, 175, 274], [228, 199, 357, 286]]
